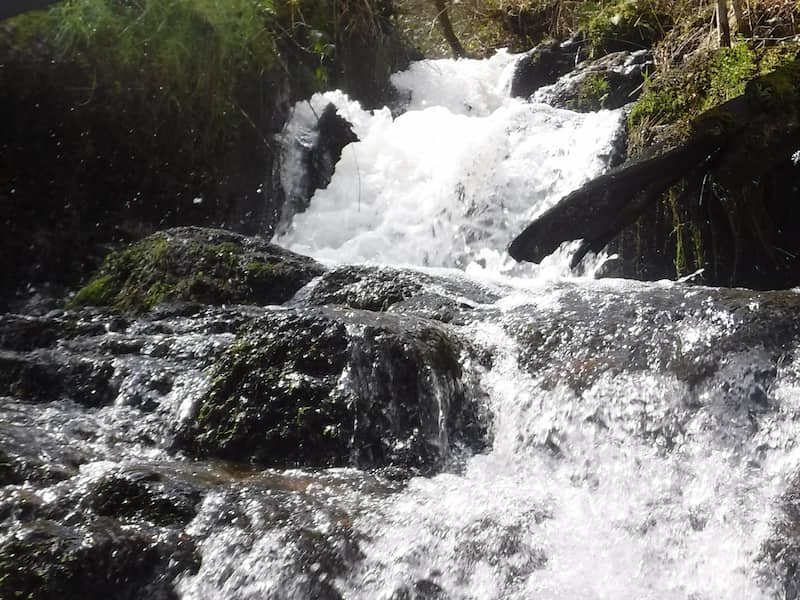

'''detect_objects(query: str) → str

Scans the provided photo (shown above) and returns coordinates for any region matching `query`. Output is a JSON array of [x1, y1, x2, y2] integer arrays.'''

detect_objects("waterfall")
[[5, 49, 799, 600], [223, 51, 798, 599], [276, 50, 623, 276]]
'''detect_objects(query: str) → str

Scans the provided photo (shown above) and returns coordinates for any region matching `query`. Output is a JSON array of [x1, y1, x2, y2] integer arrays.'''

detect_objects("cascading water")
[[277, 50, 623, 275], [228, 50, 799, 598], [4, 50, 800, 600]]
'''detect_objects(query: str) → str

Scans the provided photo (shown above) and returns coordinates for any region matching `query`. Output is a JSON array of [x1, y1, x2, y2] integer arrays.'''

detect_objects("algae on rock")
[[69, 227, 324, 313], [182, 306, 490, 473]]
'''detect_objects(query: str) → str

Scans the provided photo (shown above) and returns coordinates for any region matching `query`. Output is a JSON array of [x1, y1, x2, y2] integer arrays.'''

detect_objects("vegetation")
[[0, 0, 405, 304], [68, 228, 324, 312]]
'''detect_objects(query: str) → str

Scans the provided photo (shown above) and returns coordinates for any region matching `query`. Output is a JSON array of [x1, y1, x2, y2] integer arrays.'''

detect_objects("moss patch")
[[583, 0, 671, 57], [628, 41, 800, 152], [68, 227, 324, 313]]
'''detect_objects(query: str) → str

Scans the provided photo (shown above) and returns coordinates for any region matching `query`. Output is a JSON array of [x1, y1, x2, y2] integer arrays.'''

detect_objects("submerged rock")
[[507, 283, 800, 390], [182, 305, 490, 472], [69, 227, 324, 313]]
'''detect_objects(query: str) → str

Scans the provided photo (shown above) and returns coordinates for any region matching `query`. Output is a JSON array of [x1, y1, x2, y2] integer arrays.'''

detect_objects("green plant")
[[703, 39, 756, 109], [582, 0, 670, 57]]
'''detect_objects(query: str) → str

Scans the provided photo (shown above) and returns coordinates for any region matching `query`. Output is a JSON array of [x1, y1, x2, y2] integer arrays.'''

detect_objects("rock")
[[308, 103, 359, 205], [0, 418, 89, 486], [182, 305, 490, 472], [181, 474, 376, 600], [306, 265, 425, 311], [69, 227, 325, 313], [306, 265, 500, 324], [510, 39, 585, 99], [0, 517, 197, 600], [390, 580, 449, 600], [277, 102, 359, 223], [0, 311, 107, 352], [534, 50, 654, 112], [506, 283, 800, 392], [86, 466, 204, 527], [0, 349, 117, 406], [763, 474, 800, 598]]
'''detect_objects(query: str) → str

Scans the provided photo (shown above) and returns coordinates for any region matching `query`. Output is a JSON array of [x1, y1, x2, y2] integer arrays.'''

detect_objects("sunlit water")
[[208, 51, 800, 598], [4, 51, 796, 600], [277, 50, 622, 276]]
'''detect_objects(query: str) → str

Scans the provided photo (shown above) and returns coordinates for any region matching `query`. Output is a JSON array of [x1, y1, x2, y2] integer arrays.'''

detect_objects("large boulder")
[[181, 306, 490, 473], [69, 227, 324, 313]]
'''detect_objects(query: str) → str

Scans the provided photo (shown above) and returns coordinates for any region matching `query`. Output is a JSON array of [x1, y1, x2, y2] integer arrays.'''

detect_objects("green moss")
[[630, 41, 800, 150], [583, 0, 669, 57], [68, 229, 322, 313], [567, 72, 611, 111], [69, 275, 116, 307], [703, 41, 757, 110]]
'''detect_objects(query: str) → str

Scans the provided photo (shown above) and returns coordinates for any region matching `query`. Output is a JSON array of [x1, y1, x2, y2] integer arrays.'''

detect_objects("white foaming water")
[[277, 50, 622, 276], [341, 315, 795, 599], [185, 53, 799, 600]]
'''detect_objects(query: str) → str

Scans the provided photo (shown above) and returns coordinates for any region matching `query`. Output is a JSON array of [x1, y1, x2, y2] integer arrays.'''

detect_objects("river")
[[2, 50, 799, 599]]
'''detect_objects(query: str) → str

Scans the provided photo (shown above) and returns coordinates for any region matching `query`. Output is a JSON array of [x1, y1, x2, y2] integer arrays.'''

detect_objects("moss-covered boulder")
[[70, 227, 325, 313], [181, 306, 490, 473]]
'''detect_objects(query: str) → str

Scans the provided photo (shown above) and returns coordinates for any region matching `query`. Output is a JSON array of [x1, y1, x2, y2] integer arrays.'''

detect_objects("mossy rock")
[[69, 227, 325, 313], [181, 305, 490, 473]]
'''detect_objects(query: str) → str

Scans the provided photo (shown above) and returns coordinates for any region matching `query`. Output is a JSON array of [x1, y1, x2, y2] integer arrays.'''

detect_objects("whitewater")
[[228, 49, 800, 599]]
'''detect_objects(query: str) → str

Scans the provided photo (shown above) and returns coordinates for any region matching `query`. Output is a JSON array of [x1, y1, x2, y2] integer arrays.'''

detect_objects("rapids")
[[2, 49, 800, 600], [269, 50, 795, 598]]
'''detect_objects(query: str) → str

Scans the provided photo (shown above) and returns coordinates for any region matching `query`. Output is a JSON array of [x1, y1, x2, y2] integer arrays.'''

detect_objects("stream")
[[2, 50, 800, 599]]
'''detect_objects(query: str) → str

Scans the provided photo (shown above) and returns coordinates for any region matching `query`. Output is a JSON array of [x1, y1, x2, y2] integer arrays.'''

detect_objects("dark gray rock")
[[182, 305, 490, 473], [534, 50, 654, 112], [510, 39, 585, 99], [0, 517, 198, 600], [0, 349, 117, 406], [305, 265, 500, 324]]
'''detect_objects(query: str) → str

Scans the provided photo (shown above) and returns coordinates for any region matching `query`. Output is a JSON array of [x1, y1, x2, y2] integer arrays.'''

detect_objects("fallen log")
[[508, 59, 800, 271]]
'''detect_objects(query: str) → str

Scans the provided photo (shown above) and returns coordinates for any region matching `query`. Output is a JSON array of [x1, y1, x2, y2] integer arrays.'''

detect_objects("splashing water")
[[277, 51, 623, 276], [255, 50, 800, 599]]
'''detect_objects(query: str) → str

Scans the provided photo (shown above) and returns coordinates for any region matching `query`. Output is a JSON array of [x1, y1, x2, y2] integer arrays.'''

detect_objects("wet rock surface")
[[534, 50, 654, 112], [3, 235, 800, 597], [305, 265, 500, 323], [510, 39, 585, 99], [506, 282, 800, 391], [182, 305, 491, 472]]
